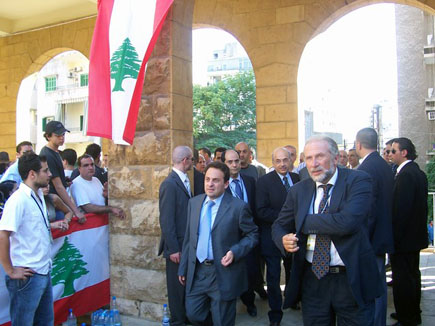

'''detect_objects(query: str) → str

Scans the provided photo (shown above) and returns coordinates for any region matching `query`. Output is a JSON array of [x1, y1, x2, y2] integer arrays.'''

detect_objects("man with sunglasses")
[[389, 138, 428, 326], [40, 121, 85, 224]]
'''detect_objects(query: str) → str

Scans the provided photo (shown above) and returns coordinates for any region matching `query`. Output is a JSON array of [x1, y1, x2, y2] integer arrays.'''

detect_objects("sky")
[[192, 3, 399, 149]]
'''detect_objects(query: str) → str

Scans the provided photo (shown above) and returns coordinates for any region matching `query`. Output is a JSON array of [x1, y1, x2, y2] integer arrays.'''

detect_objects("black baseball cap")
[[45, 121, 70, 135]]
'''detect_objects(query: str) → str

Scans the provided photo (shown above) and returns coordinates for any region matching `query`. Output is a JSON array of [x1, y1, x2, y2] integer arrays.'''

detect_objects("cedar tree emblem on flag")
[[51, 237, 89, 298], [110, 37, 141, 92]]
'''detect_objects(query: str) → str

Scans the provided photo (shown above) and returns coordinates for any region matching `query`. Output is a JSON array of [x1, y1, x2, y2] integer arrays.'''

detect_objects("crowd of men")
[[0, 120, 124, 325], [0, 121, 429, 326], [160, 129, 429, 326]]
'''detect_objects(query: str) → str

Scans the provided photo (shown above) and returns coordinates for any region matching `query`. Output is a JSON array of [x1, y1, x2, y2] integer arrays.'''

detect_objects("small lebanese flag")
[[0, 214, 110, 326], [87, 0, 174, 145]]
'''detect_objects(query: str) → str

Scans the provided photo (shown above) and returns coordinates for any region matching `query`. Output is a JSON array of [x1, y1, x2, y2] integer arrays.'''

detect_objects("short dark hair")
[[193, 149, 200, 163], [16, 141, 32, 154], [60, 148, 77, 166], [18, 153, 47, 180], [220, 149, 239, 163], [356, 128, 378, 150], [385, 139, 395, 146], [85, 143, 102, 161], [214, 147, 226, 157], [77, 154, 94, 167], [204, 161, 230, 182], [393, 137, 417, 160], [199, 147, 211, 157]]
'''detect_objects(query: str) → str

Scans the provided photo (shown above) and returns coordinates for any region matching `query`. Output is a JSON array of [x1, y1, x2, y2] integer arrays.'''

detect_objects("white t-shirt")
[[70, 176, 105, 207], [0, 183, 51, 274]]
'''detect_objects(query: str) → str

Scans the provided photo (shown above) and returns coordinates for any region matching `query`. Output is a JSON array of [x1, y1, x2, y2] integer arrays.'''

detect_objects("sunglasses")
[[391, 149, 398, 154], [385, 150, 390, 154]]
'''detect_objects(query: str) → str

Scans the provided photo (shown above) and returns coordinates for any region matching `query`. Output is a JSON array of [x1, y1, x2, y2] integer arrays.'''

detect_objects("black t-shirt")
[[40, 146, 67, 195]]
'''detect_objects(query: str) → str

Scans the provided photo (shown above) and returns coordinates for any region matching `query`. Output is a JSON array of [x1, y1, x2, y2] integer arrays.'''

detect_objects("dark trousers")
[[263, 254, 283, 323], [390, 252, 421, 326], [166, 258, 186, 326], [186, 263, 236, 326], [240, 249, 256, 307], [301, 263, 369, 326]]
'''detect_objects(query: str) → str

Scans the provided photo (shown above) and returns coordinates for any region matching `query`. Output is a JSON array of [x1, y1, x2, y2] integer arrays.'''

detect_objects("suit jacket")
[[158, 170, 191, 258], [256, 171, 299, 256], [272, 167, 383, 308], [392, 161, 428, 253], [298, 166, 310, 181], [178, 192, 259, 300], [193, 168, 205, 196], [225, 174, 256, 220], [357, 151, 394, 255]]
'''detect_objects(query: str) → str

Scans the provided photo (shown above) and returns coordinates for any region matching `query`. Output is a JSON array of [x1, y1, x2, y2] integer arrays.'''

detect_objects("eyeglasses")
[[385, 150, 391, 154], [391, 149, 398, 154]]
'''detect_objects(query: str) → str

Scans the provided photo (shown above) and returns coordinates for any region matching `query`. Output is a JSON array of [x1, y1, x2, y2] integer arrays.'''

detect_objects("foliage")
[[193, 71, 256, 150]]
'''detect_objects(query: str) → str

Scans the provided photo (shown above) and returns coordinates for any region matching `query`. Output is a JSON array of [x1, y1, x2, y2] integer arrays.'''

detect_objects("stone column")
[[107, 0, 194, 321]]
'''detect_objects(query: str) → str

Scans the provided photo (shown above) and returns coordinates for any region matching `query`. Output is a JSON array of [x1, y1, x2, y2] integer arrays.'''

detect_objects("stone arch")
[[0, 17, 95, 155]]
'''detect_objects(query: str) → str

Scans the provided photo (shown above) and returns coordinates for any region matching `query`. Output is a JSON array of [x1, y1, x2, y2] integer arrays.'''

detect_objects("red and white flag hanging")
[[87, 0, 174, 145]]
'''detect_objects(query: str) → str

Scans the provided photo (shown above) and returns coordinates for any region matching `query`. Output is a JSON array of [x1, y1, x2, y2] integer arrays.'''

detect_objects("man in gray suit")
[[158, 146, 193, 326], [178, 161, 259, 326]]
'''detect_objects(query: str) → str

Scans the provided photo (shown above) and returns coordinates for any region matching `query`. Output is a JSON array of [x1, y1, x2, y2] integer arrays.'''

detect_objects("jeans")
[[5, 272, 54, 326]]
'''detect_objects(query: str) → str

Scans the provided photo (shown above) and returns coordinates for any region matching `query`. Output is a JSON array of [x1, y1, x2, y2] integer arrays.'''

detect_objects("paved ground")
[[122, 249, 435, 325]]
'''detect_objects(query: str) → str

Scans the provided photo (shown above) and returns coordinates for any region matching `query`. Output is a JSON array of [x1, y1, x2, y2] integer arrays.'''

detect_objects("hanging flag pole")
[[87, 0, 174, 145]]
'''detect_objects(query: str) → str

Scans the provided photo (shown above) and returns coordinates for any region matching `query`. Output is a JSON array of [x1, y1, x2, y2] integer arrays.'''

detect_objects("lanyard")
[[312, 186, 332, 214], [31, 193, 50, 233]]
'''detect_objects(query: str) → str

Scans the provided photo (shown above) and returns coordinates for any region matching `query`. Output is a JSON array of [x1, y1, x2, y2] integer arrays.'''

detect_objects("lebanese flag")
[[0, 214, 110, 326], [87, 0, 174, 145]]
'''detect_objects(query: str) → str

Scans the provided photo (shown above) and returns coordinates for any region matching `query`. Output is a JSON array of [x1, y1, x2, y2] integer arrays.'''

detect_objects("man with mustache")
[[272, 135, 383, 325]]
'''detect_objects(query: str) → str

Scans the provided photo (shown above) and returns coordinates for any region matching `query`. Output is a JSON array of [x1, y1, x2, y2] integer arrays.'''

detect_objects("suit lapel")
[[296, 180, 316, 233], [192, 194, 206, 244], [211, 193, 231, 232], [329, 168, 345, 213], [172, 171, 190, 198]]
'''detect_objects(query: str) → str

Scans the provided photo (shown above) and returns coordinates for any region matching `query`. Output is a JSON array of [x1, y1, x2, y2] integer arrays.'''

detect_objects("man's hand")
[[221, 251, 234, 267], [178, 275, 186, 286], [8, 267, 35, 280], [169, 252, 181, 264], [282, 233, 299, 253], [111, 207, 126, 219], [75, 210, 86, 224]]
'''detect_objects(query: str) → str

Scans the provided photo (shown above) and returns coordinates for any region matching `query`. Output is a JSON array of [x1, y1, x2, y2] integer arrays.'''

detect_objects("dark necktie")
[[233, 179, 244, 200], [283, 175, 291, 192], [312, 184, 333, 279]]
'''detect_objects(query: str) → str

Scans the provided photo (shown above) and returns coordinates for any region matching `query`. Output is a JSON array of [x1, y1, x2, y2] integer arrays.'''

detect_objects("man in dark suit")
[[178, 162, 258, 326], [193, 149, 205, 196], [221, 149, 263, 317], [389, 137, 428, 326], [272, 135, 383, 325], [355, 128, 394, 326], [158, 146, 194, 326], [256, 147, 300, 326]]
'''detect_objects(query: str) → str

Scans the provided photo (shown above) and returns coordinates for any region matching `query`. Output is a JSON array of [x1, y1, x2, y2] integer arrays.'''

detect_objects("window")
[[80, 115, 84, 131], [45, 76, 57, 92], [42, 116, 54, 131], [80, 73, 89, 87]]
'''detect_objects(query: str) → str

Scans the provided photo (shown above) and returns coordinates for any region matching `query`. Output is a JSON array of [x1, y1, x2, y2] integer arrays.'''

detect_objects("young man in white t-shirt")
[[0, 153, 54, 325], [70, 154, 125, 219]]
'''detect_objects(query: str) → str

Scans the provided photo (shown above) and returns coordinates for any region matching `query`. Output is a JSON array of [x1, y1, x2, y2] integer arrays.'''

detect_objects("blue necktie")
[[312, 184, 333, 279], [283, 176, 291, 192], [196, 201, 215, 262], [233, 179, 244, 200]]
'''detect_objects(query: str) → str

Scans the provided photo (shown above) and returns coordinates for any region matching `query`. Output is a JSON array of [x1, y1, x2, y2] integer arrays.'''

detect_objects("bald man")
[[158, 146, 194, 326], [236, 142, 259, 180], [338, 150, 348, 168]]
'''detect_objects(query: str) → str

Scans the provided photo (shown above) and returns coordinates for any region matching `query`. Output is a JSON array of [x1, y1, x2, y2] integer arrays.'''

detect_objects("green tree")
[[110, 37, 141, 92], [427, 158, 435, 222], [193, 71, 256, 150], [52, 237, 89, 298]]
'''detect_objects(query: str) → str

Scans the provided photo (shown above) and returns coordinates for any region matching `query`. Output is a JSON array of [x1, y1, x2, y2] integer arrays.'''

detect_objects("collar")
[[359, 151, 375, 165], [275, 170, 290, 182], [396, 160, 412, 174], [315, 167, 338, 189], [204, 192, 225, 206], [229, 174, 241, 183], [20, 182, 43, 199], [173, 167, 188, 182]]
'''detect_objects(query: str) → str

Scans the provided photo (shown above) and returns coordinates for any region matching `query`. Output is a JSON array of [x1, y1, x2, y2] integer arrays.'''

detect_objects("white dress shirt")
[[173, 167, 191, 195], [305, 168, 345, 266]]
